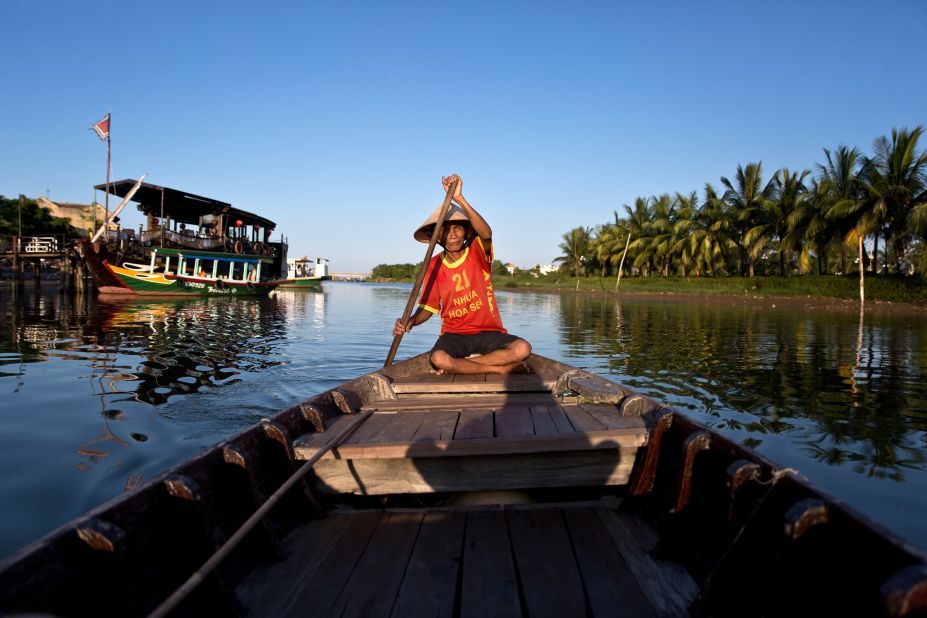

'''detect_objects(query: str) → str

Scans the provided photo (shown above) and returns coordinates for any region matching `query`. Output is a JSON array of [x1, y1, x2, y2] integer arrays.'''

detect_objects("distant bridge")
[[330, 272, 370, 282]]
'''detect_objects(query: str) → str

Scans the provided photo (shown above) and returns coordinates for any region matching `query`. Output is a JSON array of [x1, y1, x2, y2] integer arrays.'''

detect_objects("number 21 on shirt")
[[452, 271, 470, 292]]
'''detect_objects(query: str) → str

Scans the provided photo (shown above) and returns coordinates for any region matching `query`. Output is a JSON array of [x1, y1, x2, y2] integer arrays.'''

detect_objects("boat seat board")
[[388, 372, 557, 394], [293, 399, 646, 494], [234, 504, 693, 617], [293, 404, 647, 461]]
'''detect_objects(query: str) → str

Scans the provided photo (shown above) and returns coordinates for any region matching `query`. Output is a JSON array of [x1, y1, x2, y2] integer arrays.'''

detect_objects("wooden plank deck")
[[293, 389, 647, 495], [293, 373, 649, 495], [235, 503, 696, 617]]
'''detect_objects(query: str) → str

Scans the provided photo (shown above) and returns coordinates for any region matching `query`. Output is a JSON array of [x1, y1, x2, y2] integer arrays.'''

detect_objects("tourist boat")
[[1, 353, 925, 617], [278, 256, 331, 290], [80, 179, 288, 296]]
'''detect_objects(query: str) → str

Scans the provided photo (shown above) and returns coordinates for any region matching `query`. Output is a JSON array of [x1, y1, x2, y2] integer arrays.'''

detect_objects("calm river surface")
[[1, 281, 926, 560]]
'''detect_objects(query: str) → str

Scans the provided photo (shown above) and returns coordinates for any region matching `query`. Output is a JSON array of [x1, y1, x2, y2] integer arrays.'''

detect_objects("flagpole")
[[104, 112, 111, 246]]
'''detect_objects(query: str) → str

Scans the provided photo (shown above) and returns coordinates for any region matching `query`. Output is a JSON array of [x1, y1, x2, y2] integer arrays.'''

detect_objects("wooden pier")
[[0, 234, 88, 292]]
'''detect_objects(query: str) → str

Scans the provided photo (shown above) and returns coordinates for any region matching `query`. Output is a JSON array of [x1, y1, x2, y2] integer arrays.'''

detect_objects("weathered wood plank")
[[235, 514, 353, 616], [561, 404, 605, 432], [361, 393, 562, 412], [392, 373, 451, 386], [359, 412, 425, 444], [279, 511, 383, 617], [391, 511, 466, 618], [333, 511, 424, 618], [545, 403, 577, 433], [596, 507, 698, 617], [296, 424, 647, 461], [460, 510, 520, 617], [343, 413, 397, 444], [507, 508, 586, 616], [564, 507, 656, 617], [410, 410, 460, 441], [392, 376, 556, 394], [309, 449, 638, 495], [495, 406, 534, 437], [452, 373, 486, 384], [578, 403, 627, 429], [528, 405, 559, 436], [454, 409, 494, 440], [293, 414, 363, 449], [489, 372, 557, 389]]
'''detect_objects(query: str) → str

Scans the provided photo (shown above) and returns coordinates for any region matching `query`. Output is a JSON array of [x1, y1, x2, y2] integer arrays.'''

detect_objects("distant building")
[[505, 262, 518, 275], [538, 263, 558, 275], [36, 197, 114, 234]]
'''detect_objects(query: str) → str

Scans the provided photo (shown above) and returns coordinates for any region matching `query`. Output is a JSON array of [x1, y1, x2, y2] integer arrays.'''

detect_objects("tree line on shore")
[[556, 126, 927, 279], [371, 260, 511, 281], [0, 195, 73, 236]]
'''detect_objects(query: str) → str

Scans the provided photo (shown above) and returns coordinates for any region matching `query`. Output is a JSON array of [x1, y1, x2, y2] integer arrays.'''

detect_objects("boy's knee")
[[511, 338, 531, 360], [430, 349, 453, 369]]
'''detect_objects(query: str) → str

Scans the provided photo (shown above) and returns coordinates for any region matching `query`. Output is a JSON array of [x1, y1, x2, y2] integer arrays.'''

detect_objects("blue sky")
[[3, 0, 925, 273]]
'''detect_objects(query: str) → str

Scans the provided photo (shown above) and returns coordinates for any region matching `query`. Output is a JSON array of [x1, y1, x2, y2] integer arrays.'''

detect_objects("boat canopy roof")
[[95, 179, 277, 230]]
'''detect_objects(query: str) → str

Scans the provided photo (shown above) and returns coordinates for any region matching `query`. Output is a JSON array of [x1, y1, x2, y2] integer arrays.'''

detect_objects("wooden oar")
[[384, 178, 459, 367], [146, 410, 373, 618]]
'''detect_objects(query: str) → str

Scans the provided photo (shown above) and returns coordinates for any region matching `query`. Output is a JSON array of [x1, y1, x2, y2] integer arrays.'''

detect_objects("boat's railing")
[[137, 230, 282, 257], [141, 229, 226, 251]]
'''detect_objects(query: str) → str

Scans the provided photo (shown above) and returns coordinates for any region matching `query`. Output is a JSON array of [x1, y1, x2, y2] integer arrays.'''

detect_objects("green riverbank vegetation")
[[493, 272, 927, 304], [556, 126, 927, 287]]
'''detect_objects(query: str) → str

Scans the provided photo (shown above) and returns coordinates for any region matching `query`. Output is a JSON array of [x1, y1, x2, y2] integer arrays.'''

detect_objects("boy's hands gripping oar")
[[384, 178, 459, 367]]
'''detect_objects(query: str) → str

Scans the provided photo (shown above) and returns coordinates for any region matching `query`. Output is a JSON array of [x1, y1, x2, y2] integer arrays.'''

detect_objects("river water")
[[1, 281, 925, 560]]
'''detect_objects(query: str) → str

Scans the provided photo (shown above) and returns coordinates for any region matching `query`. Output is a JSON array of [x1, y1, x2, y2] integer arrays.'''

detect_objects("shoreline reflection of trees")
[[556, 295, 927, 479]]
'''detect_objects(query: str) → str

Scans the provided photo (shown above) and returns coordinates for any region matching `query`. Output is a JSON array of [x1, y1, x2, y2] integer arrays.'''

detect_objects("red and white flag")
[[91, 113, 110, 141]]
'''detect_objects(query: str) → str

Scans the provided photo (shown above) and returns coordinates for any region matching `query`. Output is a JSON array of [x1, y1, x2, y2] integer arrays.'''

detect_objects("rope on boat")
[[146, 410, 374, 618]]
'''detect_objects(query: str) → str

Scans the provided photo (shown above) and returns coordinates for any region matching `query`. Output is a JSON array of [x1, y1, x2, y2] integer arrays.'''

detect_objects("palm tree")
[[623, 197, 654, 277], [792, 178, 834, 274], [591, 224, 617, 277], [817, 145, 864, 274], [721, 162, 777, 276], [647, 194, 678, 277], [671, 191, 699, 276], [768, 167, 810, 275], [857, 126, 927, 273], [555, 227, 592, 276]]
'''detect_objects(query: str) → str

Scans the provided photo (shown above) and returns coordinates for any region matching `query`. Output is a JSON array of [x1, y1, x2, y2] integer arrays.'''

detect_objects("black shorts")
[[432, 331, 522, 359]]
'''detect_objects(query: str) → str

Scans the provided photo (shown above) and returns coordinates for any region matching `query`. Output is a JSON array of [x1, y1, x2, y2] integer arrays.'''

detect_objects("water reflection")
[[555, 294, 927, 482], [81, 297, 290, 404]]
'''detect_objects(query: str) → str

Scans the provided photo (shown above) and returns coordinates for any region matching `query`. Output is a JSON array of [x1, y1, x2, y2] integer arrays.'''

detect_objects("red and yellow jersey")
[[418, 237, 506, 335]]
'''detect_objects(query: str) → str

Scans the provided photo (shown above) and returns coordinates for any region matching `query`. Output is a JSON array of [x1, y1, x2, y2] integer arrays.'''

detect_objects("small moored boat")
[[278, 256, 331, 290], [1, 353, 925, 617], [81, 180, 288, 296]]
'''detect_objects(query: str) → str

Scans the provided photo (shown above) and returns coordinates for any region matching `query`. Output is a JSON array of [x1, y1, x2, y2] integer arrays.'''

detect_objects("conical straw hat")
[[413, 202, 470, 243]]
